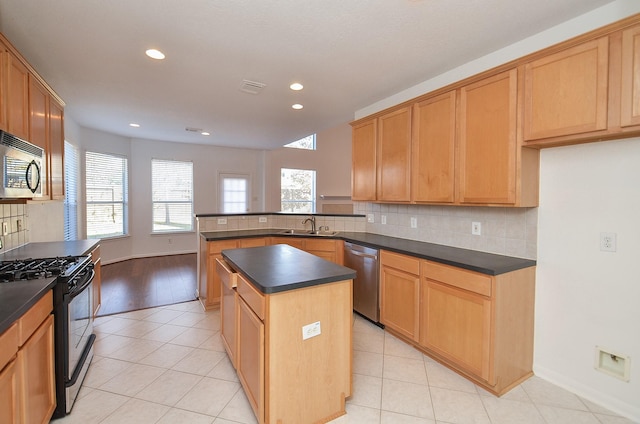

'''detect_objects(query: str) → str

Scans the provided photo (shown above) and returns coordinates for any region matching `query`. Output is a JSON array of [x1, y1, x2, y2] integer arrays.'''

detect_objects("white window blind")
[[152, 159, 193, 232], [85, 151, 128, 239], [220, 174, 249, 213], [281, 168, 316, 213], [63, 141, 79, 241]]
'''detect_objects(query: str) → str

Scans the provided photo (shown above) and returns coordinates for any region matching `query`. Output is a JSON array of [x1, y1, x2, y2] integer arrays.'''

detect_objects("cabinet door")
[[458, 69, 517, 205], [377, 106, 412, 202], [380, 252, 420, 341], [351, 119, 377, 201], [412, 92, 456, 203], [28, 76, 49, 199], [621, 24, 640, 127], [421, 280, 492, 383], [18, 314, 55, 424], [524, 37, 609, 140], [49, 96, 65, 199], [0, 359, 19, 424], [238, 298, 265, 423], [221, 275, 238, 368], [4, 52, 29, 140]]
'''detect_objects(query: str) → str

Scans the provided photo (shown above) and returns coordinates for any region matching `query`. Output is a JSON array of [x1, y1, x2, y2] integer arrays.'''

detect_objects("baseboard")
[[533, 364, 640, 422], [102, 250, 197, 266]]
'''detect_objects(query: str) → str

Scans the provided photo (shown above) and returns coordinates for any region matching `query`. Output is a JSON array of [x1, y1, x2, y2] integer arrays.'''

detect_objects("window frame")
[[151, 158, 194, 234], [219, 172, 251, 213], [280, 167, 316, 213]]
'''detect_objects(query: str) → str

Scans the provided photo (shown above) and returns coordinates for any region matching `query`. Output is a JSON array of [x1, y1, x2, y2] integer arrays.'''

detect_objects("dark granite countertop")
[[222, 244, 356, 294], [0, 277, 57, 334], [202, 229, 536, 276], [0, 240, 100, 261], [0, 240, 100, 335]]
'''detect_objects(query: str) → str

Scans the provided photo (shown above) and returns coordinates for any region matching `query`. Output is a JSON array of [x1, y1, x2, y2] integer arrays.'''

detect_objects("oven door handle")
[[66, 333, 95, 386], [68, 269, 95, 300]]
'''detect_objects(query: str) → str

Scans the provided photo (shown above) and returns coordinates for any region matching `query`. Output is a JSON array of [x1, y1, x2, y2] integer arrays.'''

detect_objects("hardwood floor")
[[97, 254, 198, 316]]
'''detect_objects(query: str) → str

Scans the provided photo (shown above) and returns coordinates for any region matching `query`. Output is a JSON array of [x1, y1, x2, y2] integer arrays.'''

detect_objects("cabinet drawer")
[[237, 274, 265, 321], [304, 239, 336, 252], [238, 238, 266, 248], [210, 240, 239, 254], [422, 261, 492, 297], [0, 323, 18, 371], [18, 291, 53, 346], [216, 257, 238, 289], [380, 250, 420, 275]]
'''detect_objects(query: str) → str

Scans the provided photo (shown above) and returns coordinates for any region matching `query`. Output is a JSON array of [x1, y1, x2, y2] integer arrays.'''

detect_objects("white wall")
[[535, 138, 640, 421], [264, 123, 352, 211]]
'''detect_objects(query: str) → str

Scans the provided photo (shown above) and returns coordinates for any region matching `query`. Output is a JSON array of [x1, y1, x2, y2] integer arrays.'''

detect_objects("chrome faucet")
[[302, 216, 316, 233]]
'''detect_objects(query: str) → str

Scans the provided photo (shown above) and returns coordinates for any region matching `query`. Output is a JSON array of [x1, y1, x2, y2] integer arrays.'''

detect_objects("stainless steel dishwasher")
[[344, 241, 381, 325]]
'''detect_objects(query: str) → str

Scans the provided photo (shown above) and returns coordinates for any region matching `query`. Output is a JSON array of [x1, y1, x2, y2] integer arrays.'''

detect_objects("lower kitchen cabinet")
[[237, 290, 265, 421], [217, 258, 239, 368], [0, 291, 55, 424], [91, 245, 102, 317], [379, 250, 420, 341]]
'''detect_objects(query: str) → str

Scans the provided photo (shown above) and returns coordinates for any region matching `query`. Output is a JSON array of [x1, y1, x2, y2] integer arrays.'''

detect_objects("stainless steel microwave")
[[0, 130, 43, 198]]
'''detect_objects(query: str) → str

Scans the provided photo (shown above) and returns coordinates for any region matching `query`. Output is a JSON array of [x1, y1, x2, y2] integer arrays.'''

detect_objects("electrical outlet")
[[367, 213, 374, 223], [16, 219, 21, 232], [410, 217, 417, 228], [259, 216, 267, 223], [381, 215, 387, 225], [217, 218, 227, 225], [302, 321, 321, 340], [600, 232, 617, 252], [2, 222, 7, 236], [472, 221, 481, 235]]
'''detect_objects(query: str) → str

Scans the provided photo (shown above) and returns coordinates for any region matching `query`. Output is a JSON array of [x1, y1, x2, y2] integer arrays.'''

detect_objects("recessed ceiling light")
[[201, 132, 210, 136], [129, 123, 140, 127], [290, 83, 303, 91], [292, 104, 303, 110], [145, 49, 165, 60]]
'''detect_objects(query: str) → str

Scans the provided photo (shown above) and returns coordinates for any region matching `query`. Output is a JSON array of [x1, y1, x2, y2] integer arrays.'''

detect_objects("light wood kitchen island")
[[218, 244, 356, 424]]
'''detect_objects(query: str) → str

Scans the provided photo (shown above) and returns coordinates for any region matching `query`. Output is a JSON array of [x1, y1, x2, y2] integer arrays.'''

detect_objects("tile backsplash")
[[0, 203, 29, 251], [197, 214, 366, 233], [355, 202, 537, 259]]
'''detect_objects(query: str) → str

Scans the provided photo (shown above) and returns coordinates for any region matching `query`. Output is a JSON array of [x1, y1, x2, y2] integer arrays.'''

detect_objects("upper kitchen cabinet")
[[411, 91, 456, 203], [351, 119, 377, 201], [376, 106, 412, 202], [621, 23, 640, 128], [523, 37, 609, 142], [48, 96, 65, 200], [2, 50, 30, 140]]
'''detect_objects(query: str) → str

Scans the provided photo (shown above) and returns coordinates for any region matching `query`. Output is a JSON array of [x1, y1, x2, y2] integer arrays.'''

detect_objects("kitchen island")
[[219, 244, 356, 424]]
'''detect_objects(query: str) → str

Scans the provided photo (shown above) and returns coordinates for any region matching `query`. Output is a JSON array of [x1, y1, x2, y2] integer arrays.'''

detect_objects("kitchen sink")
[[278, 229, 340, 237]]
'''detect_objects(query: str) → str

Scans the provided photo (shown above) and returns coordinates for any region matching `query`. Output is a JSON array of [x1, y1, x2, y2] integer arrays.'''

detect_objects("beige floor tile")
[[143, 308, 186, 324], [481, 396, 545, 424], [168, 326, 215, 347], [536, 404, 601, 423], [425, 360, 477, 393], [430, 387, 490, 424], [521, 376, 589, 411], [52, 389, 129, 424], [98, 362, 165, 396], [349, 374, 383, 409], [141, 323, 189, 342], [83, 356, 133, 388], [94, 316, 137, 334], [198, 332, 227, 351], [138, 342, 194, 368], [116, 308, 159, 320], [353, 325, 385, 354], [164, 301, 206, 313], [384, 333, 424, 359], [383, 355, 428, 385], [594, 413, 638, 423], [175, 377, 241, 416], [168, 311, 208, 327], [218, 388, 259, 424], [157, 408, 215, 424], [381, 379, 434, 419], [477, 384, 532, 403], [135, 369, 203, 406], [192, 312, 222, 331], [110, 319, 163, 338], [100, 397, 170, 424], [207, 355, 240, 382], [329, 403, 381, 423], [104, 338, 164, 362], [172, 348, 227, 375], [380, 410, 436, 424], [94, 333, 138, 357], [353, 350, 383, 378]]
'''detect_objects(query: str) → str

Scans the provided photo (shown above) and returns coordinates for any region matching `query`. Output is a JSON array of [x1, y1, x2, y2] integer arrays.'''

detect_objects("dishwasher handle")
[[346, 249, 378, 260]]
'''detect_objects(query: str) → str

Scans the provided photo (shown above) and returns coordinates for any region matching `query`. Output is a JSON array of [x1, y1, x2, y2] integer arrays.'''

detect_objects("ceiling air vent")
[[185, 127, 203, 133], [240, 79, 266, 95]]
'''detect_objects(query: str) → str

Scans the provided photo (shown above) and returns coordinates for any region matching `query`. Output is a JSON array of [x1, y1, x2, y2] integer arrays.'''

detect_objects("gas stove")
[[0, 256, 91, 283]]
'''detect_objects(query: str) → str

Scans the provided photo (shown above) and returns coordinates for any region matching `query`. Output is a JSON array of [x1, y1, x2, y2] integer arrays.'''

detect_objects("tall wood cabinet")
[[411, 91, 456, 203], [458, 69, 518, 205], [48, 97, 65, 199], [621, 23, 640, 128], [377, 106, 412, 202], [351, 119, 377, 201], [3, 51, 30, 140]]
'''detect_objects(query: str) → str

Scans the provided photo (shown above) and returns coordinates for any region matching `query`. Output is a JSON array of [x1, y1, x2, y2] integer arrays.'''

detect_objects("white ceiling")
[[0, 0, 615, 150]]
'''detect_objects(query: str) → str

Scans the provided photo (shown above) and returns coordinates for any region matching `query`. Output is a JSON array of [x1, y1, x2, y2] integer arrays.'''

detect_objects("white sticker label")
[[302, 321, 321, 340]]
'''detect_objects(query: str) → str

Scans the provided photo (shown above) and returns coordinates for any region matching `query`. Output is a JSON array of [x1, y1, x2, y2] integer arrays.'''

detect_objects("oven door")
[[66, 268, 95, 411]]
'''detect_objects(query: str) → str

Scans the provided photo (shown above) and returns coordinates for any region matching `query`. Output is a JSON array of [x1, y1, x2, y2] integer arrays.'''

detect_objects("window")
[[85, 151, 128, 239], [63, 141, 79, 241], [284, 134, 316, 150], [220, 173, 250, 213], [281, 168, 316, 213], [152, 159, 193, 232]]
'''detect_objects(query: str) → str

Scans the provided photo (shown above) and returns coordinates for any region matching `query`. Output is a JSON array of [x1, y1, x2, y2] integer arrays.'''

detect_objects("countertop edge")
[[0, 277, 57, 334]]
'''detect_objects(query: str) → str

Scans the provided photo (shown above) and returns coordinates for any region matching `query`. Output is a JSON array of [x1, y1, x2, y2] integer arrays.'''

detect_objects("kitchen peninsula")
[[218, 244, 355, 424]]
